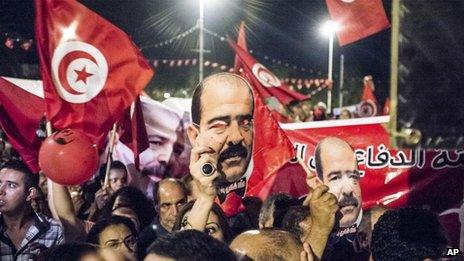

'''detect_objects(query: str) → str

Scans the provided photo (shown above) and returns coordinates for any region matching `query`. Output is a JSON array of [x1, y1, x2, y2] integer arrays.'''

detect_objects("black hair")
[[87, 215, 138, 245], [172, 200, 233, 244], [152, 178, 186, 207], [99, 186, 155, 231], [281, 205, 310, 239], [259, 193, 299, 228], [1, 160, 39, 191], [37, 242, 99, 261], [96, 160, 127, 185], [146, 229, 236, 261], [371, 207, 448, 261], [180, 174, 194, 197]]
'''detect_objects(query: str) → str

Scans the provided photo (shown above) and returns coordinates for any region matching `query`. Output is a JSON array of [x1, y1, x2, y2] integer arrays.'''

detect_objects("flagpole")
[[198, 0, 204, 82], [327, 30, 334, 114], [104, 123, 118, 187], [339, 54, 344, 108]]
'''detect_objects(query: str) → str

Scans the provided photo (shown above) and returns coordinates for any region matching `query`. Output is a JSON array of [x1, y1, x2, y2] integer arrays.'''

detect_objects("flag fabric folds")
[[35, 0, 154, 149], [228, 41, 297, 199], [118, 96, 149, 170], [0, 77, 45, 173], [229, 40, 308, 105], [326, 0, 390, 46]]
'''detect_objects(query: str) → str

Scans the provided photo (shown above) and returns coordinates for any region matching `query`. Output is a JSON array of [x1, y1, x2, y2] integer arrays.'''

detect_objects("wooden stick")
[[103, 124, 118, 187]]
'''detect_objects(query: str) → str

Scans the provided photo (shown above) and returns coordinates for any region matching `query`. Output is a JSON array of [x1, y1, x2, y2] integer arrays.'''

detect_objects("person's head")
[[153, 178, 187, 232], [339, 109, 353, 120], [87, 216, 138, 259], [100, 186, 155, 231], [144, 230, 236, 261], [139, 96, 186, 180], [258, 193, 299, 229], [315, 137, 361, 228], [188, 73, 254, 183], [371, 207, 448, 261], [0, 160, 39, 215], [300, 103, 312, 117], [173, 201, 233, 243], [281, 205, 311, 241], [181, 174, 200, 201], [38, 242, 101, 261], [98, 161, 128, 192], [230, 229, 303, 261], [288, 101, 306, 121]]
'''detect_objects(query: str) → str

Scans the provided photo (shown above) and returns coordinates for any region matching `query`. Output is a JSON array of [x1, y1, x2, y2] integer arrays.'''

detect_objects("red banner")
[[255, 116, 463, 246]]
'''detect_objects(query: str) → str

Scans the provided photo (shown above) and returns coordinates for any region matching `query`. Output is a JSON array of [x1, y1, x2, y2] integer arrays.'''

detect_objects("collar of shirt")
[[0, 212, 52, 259]]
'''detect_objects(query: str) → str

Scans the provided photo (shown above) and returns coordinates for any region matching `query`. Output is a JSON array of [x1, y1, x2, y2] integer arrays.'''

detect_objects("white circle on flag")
[[51, 41, 108, 104], [251, 63, 281, 88]]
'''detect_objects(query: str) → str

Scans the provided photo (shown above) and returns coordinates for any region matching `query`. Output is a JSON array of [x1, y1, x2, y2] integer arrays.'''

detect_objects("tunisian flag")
[[229, 40, 308, 105], [0, 77, 45, 173], [229, 43, 297, 199], [326, 0, 390, 46], [35, 0, 154, 149]]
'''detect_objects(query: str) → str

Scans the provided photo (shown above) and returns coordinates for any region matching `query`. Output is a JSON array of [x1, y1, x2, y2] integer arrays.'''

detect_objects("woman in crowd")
[[87, 215, 138, 261], [172, 201, 233, 243]]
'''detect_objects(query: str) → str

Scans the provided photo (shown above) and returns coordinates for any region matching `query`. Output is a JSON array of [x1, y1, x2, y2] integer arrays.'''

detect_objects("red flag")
[[35, 0, 154, 149], [0, 77, 45, 172], [361, 76, 378, 104], [229, 40, 308, 105], [359, 76, 379, 117], [228, 43, 297, 200], [233, 21, 248, 73], [118, 96, 149, 170], [326, 0, 390, 46]]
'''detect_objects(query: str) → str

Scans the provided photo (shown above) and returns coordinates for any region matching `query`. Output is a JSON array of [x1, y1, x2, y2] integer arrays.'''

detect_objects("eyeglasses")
[[104, 235, 137, 251]]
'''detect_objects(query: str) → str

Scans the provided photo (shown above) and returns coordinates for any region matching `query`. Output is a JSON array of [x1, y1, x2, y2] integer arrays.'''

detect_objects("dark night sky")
[[0, 0, 391, 104]]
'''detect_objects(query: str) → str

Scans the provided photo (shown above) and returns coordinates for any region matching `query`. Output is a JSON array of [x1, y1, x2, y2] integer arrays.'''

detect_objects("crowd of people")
[[0, 73, 453, 260]]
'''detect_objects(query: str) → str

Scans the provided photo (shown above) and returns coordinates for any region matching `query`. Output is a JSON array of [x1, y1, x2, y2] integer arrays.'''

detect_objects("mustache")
[[218, 143, 248, 162], [338, 195, 359, 208]]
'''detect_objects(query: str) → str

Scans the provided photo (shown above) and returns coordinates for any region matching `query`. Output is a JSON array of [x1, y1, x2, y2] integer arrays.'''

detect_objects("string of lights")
[[140, 25, 198, 50], [151, 58, 331, 91], [2, 32, 33, 51]]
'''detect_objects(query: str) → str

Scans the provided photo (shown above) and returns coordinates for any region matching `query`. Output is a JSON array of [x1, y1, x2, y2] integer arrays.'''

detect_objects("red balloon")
[[39, 129, 99, 185]]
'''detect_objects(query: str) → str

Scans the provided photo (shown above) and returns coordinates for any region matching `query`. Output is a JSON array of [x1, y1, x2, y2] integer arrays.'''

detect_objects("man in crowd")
[[0, 160, 63, 260], [230, 229, 304, 261], [314, 137, 369, 260], [89, 160, 129, 221], [137, 178, 187, 258], [144, 230, 236, 261], [187, 73, 254, 208], [258, 193, 299, 229]]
